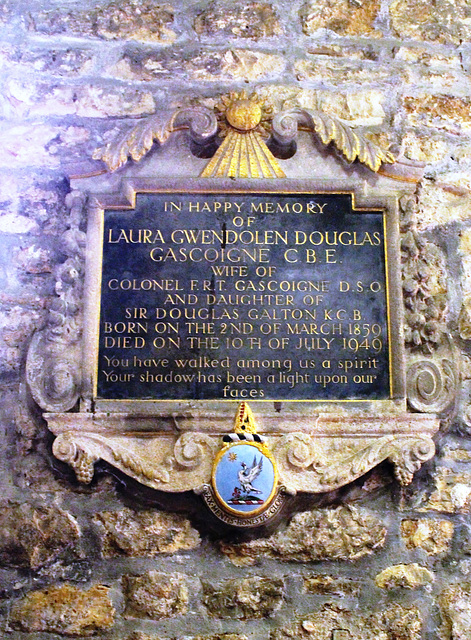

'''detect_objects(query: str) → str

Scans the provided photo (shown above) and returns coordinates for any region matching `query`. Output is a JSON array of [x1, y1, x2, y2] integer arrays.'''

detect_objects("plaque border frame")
[[82, 177, 404, 415]]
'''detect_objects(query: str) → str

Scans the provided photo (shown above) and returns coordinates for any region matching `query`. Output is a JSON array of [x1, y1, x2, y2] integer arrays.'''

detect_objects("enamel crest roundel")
[[204, 402, 283, 525], [212, 441, 278, 518]]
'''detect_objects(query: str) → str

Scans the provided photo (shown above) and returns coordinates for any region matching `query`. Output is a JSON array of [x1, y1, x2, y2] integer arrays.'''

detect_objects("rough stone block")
[[403, 95, 471, 133], [439, 584, 471, 640], [126, 635, 246, 640], [257, 86, 386, 126], [0, 1, 10, 24], [9, 584, 115, 635], [220, 507, 387, 565], [401, 131, 451, 163], [401, 518, 454, 554], [395, 47, 462, 69], [0, 307, 46, 376], [0, 502, 81, 570], [194, 2, 282, 39], [375, 563, 434, 589], [0, 46, 94, 76], [28, 1, 176, 44], [4, 80, 155, 119], [417, 180, 471, 230], [93, 507, 200, 557], [390, 0, 471, 44], [187, 49, 285, 81], [0, 124, 62, 169], [294, 58, 393, 84], [303, 575, 360, 597], [13, 245, 55, 274], [300, 0, 382, 37], [422, 468, 471, 513], [123, 570, 189, 619], [203, 576, 284, 619], [305, 43, 380, 59], [108, 48, 285, 82], [272, 602, 421, 640]]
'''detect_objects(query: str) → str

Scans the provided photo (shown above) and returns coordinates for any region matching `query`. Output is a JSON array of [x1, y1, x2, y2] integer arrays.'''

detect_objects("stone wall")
[[1, 1, 471, 638]]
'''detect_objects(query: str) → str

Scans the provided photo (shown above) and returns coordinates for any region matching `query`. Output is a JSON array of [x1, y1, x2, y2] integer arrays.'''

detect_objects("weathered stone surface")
[[0, 213, 39, 234], [93, 507, 200, 557], [417, 180, 471, 230], [459, 298, 471, 339], [0, 123, 91, 169], [395, 47, 462, 69], [300, 0, 381, 37], [109, 49, 285, 82], [403, 95, 471, 133], [0, 502, 81, 570], [306, 43, 379, 59], [303, 575, 360, 597], [9, 584, 114, 635], [0, 125, 61, 169], [194, 2, 282, 39], [123, 571, 189, 619], [422, 468, 471, 513], [272, 603, 422, 640], [257, 86, 386, 125], [294, 58, 392, 84], [220, 507, 387, 565], [460, 228, 471, 331], [401, 131, 451, 163], [29, 1, 176, 44], [375, 563, 434, 589], [14, 245, 55, 274], [0, 307, 45, 375], [187, 49, 285, 81], [0, 46, 94, 76], [126, 634, 166, 640], [439, 584, 471, 640], [390, 0, 471, 44], [192, 636, 248, 640], [0, 0, 10, 24], [396, 47, 463, 88], [401, 518, 454, 554], [127, 635, 246, 640], [441, 446, 471, 462], [203, 576, 284, 619], [5, 80, 155, 118]]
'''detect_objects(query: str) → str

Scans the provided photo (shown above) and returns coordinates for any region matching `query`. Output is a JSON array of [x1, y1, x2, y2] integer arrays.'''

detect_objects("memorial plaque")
[[26, 91, 443, 528], [97, 191, 391, 402]]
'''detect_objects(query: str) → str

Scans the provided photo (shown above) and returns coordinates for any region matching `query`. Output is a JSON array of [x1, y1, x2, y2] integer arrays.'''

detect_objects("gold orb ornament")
[[226, 99, 262, 132]]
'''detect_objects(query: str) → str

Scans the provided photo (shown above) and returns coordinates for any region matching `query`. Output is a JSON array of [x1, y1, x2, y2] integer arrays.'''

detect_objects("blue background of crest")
[[214, 443, 276, 513]]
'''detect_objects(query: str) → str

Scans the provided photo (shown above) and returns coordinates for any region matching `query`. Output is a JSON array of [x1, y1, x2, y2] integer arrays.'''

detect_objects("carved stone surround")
[[26, 96, 457, 515], [47, 412, 437, 492]]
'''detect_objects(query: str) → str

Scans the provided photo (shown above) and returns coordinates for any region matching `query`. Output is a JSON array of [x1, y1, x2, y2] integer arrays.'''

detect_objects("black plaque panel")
[[97, 192, 390, 401]]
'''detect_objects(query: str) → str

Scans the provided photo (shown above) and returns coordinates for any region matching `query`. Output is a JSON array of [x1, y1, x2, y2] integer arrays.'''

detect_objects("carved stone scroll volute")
[[400, 195, 459, 418], [27, 192, 86, 412]]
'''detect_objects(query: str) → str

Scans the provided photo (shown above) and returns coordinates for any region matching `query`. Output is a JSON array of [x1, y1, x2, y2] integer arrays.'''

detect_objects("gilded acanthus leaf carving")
[[92, 94, 396, 175], [272, 108, 395, 172], [93, 106, 217, 172]]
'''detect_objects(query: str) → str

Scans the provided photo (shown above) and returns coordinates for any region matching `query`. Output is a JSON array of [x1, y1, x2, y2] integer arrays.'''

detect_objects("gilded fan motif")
[[201, 91, 286, 179]]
